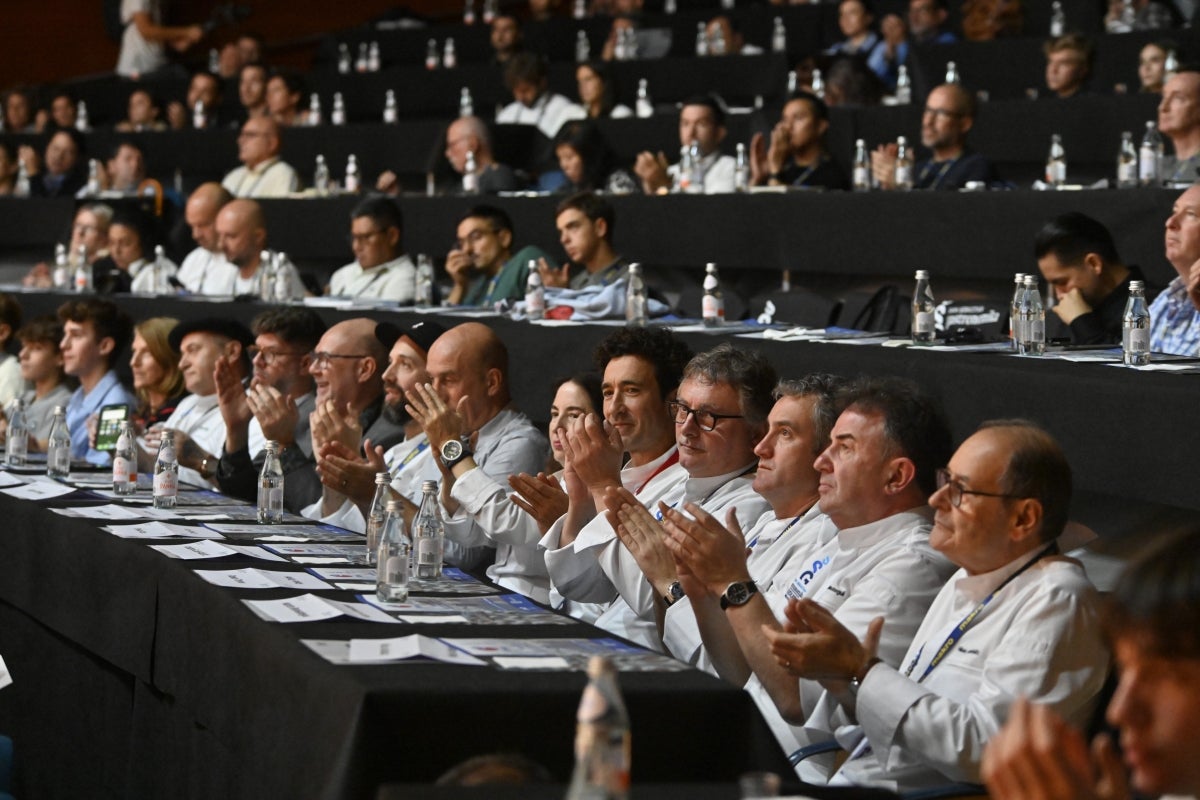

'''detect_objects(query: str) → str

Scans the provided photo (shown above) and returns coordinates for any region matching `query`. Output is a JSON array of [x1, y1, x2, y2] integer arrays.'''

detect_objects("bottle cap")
[[422, 480, 438, 492], [376, 472, 390, 483], [915, 269, 929, 279]]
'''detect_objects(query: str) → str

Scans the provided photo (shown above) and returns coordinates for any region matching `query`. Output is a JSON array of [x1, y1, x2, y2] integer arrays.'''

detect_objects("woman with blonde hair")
[[130, 317, 186, 429]]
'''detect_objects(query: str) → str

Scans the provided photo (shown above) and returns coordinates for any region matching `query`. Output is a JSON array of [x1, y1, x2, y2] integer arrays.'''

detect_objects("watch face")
[[726, 583, 751, 606], [668, 582, 684, 601], [441, 439, 464, 461]]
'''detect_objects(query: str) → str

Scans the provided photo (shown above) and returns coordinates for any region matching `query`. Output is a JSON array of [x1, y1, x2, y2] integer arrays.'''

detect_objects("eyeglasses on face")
[[935, 468, 1027, 508], [668, 400, 744, 432], [309, 351, 368, 369], [248, 346, 305, 365]]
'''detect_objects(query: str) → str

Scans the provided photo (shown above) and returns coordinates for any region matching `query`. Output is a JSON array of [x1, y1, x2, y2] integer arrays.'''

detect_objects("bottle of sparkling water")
[[365, 472, 391, 566], [376, 499, 411, 602], [413, 480, 445, 579], [702, 263, 724, 327], [911, 270, 936, 345], [625, 263, 647, 327], [257, 441, 285, 524], [46, 405, 71, 478], [566, 656, 631, 800], [1018, 275, 1046, 356], [1116, 131, 1138, 189], [525, 266, 546, 320], [153, 430, 179, 509], [113, 420, 138, 495], [5, 398, 28, 467], [1123, 280, 1151, 366]]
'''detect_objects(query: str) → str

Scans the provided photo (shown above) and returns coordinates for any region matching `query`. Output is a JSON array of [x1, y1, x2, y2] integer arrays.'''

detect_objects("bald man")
[[217, 318, 405, 512], [377, 116, 520, 196], [406, 322, 551, 592], [222, 115, 299, 198], [212, 198, 304, 296], [176, 182, 238, 294]]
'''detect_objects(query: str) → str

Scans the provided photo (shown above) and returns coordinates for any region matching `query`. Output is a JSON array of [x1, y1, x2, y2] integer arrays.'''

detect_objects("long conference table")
[[2, 290, 1198, 799]]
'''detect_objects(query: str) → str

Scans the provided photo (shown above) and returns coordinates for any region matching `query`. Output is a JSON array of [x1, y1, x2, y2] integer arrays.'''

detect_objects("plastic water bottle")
[[1009, 273, 1027, 351], [376, 499, 411, 602], [415, 254, 435, 307], [811, 68, 825, 99], [635, 79, 653, 119], [945, 61, 959, 84], [626, 263, 647, 327], [894, 136, 914, 191], [1123, 280, 1151, 366], [443, 38, 458, 69], [565, 656, 631, 800], [853, 138, 871, 192], [365, 472, 391, 566], [576, 31, 591, 63], [1117, 131, 1138, 188], [314, 154, 330, 195], [1139, 121, 1163, 187], [153, 430, 178, 509], [459, 87, 474, 118], [75, 100, 89, 132], [383, 89, 398, 124], [525, 266, 546, 320], [113, 420, 137, 494], [702, 263, 724, 327], [911, 270, 936, 345], [52, 244, 70, 289], [771, 17, 787, 54], [1018, 275, 1046, 356], [734, 143, 749, 192], [257, 441, 285, 523], [308, 93, 322, 127], [337, 43, 352, 74], [5, 398, 27, 466], [331, 92, 346, 126], [1045, 134, 1067, 188], [895, 65, 912, 105], [412, 480, 445, 579], [1050, 0, 1065, 36], [344, 154, 360, 193], [426, 39, 440, 70], [74, 245, 92, 292]]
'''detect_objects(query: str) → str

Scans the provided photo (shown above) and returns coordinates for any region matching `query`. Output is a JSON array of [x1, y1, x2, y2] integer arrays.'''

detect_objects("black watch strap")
[[719, 580, 758, 610]]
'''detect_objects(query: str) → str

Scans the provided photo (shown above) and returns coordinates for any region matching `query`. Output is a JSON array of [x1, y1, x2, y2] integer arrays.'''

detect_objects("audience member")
[[1034, 212, 1151, 345], [46, 91, 79, 131], [115, 88, 167, 132], [379, 116, 520, 197], [634, 95, 735, 194], [823, 54, 886, 107], [1150, 183, 1200, 355], [750, 92, 847, 190], [129, 317, 185, 430], [705, 15, 763, 56], [3, 89, 35, 133], [0, 294, 23, 406], [1138, 40, 1172, 94], [23, 203, 114, 289], [176, 183, 236, 294], [168, 70, 224, 130], [1106, 0, 1179, 32], [405, 322, 552, 591], [983, 527, 1200, 800], [266, 71, 310, 127], [116, 0, 203, 77], [222, 115, 299, 198], [552, 121, 639, 195], [213, 198, 303, 296], [827, 0, 880, 58], [489, 14, 524, 65], [27, 128, 86, 198], [869, 0, 957, 89], [576, 62, 632, 120], [237, 62, 269, 121], [445, 205, 554, 307], [0, 142, 17, 196], [1044, 33, 1094, 99], [328, 197, 416, 301], [14, 316, 72, 450], [496, 52, 586, 139], [101, 140, 147, 194], [57, 298, 137, 465], [768, 420, 1106, 791], [872, 83, 995, 190], [541, 191, 626, 290], [238, 34, 264, 67], [1159, 69, 1200, 182]]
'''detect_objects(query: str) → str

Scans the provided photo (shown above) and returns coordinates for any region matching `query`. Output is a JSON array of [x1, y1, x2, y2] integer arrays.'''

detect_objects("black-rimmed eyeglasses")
[[668, 400, 744, 432], [935, 468, 1027, 508]]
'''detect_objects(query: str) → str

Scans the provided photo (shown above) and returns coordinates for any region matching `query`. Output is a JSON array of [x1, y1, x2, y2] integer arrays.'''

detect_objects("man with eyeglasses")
[[444, 205, 554, 307], [647, 376, 956, 764], [765, 420, 1106, 792], [23, 203, 113, 289], [543, 343, 773, 651], [376, 116, 521, 198], [327, 197, 416, 302], [221, 115, 298, 199], [871, 83, 995, 191], [141, 317, 252, 488], [215, 307, 325, 505]]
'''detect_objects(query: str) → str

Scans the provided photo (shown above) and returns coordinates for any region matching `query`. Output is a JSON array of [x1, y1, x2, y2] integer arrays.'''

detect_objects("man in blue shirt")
[[58, 299, 137, 466], [1151, 183, 1200, 356]]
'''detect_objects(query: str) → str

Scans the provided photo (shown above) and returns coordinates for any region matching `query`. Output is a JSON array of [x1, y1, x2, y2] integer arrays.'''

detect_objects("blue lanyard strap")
[[389, 440, 430, 479], [905, 542, 1058, 684]]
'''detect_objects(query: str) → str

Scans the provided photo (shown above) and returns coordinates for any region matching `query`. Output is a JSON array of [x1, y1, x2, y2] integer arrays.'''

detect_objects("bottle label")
[[702, 295, 724, 320], [914, 311, 935, 334], [1138, 149, 1158, 181], [526, 290, 545, 314], [383, 554, 409, 583], [1124, 327, 1150, 353], [51, 447, 70, 473], [1046, 162, 1066, 184], [1118, 160, 1137, 185], [113, 457, 130, 483], [345, 174, 359, 193], [895, 165, 913, 186], [416, 538, 441, 565], [269, 486, 284, 510], [853, 166, 869, 188], [154, 471, 178, 497], [1029, 319, 1045, 342]]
